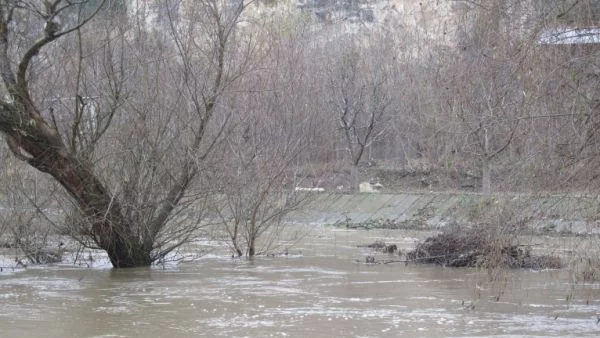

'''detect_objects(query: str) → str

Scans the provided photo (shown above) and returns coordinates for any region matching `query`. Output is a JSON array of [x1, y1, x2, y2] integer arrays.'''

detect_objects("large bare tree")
[[0, 0, 251, 267]]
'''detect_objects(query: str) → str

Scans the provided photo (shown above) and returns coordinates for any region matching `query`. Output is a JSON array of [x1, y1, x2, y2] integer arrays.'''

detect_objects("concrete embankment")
[[289, 192, 600, 234]]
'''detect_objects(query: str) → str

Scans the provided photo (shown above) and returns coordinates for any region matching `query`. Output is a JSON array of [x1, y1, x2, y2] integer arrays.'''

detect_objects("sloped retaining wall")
[[288, 192, 600, 234]]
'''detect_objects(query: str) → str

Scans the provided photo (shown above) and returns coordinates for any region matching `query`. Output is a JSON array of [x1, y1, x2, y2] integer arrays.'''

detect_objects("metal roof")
[[539, 27, 600, 45]]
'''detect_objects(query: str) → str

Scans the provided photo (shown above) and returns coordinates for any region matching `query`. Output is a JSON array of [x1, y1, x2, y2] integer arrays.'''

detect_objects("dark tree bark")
[[0, 96, 152, 266]]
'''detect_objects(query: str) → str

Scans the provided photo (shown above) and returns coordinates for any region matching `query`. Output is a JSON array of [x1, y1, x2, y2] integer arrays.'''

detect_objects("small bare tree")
[[213, 145, 304, 257], [211, 60, 311, 257]]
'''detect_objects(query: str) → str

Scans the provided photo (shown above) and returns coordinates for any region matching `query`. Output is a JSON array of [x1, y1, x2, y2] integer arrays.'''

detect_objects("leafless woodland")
[[0, 0, 599, 267]]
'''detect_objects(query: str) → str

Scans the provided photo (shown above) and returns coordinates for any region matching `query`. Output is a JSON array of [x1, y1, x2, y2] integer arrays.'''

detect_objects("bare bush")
[[408, 203, 561, 271], [211, 73, 313, 257]]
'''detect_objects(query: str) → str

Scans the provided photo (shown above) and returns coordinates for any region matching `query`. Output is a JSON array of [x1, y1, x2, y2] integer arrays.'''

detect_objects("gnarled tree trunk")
[[3, 110, 150, 267]]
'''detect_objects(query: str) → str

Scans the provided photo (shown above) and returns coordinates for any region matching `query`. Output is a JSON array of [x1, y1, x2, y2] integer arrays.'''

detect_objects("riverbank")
[[289, 192, 600, 234]]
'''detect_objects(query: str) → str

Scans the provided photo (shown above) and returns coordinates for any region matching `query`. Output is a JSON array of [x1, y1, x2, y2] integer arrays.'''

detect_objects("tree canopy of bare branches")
[[0, 0, 253, 267]]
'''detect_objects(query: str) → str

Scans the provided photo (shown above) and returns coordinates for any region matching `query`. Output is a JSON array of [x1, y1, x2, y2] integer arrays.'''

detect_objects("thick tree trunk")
[[106, 240, 152, 268], [8, 128, 151, 267], [50, 158, 151, 267], [53, 162, 152, 267], [248, 235, 256, 257]]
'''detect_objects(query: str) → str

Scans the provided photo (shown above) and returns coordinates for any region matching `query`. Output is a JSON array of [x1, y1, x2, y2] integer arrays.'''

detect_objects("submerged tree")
[[212, 123, 305, 257], [0, 0, 252, 267]]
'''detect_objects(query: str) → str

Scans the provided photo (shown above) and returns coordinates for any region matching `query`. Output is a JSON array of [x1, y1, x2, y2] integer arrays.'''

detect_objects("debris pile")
[[407, 226, 561, 269]]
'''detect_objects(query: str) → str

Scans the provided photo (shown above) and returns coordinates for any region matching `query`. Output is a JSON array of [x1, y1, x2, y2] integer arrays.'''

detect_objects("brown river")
[[1, 228, 600, 337]]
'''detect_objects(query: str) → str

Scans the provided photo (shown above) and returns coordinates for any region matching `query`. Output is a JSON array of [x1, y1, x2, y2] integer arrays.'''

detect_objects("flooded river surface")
[[1, 228, 600, 337]]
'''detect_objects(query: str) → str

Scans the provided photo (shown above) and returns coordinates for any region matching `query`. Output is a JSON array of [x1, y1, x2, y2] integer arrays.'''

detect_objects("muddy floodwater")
[[1, 228, 600, 338]]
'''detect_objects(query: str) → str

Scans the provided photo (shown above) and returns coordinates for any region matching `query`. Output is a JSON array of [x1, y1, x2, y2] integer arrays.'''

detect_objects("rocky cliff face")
[[297, 0, 375, 23], [294, 0, 459, 44], [128, 0, 463, 47]]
